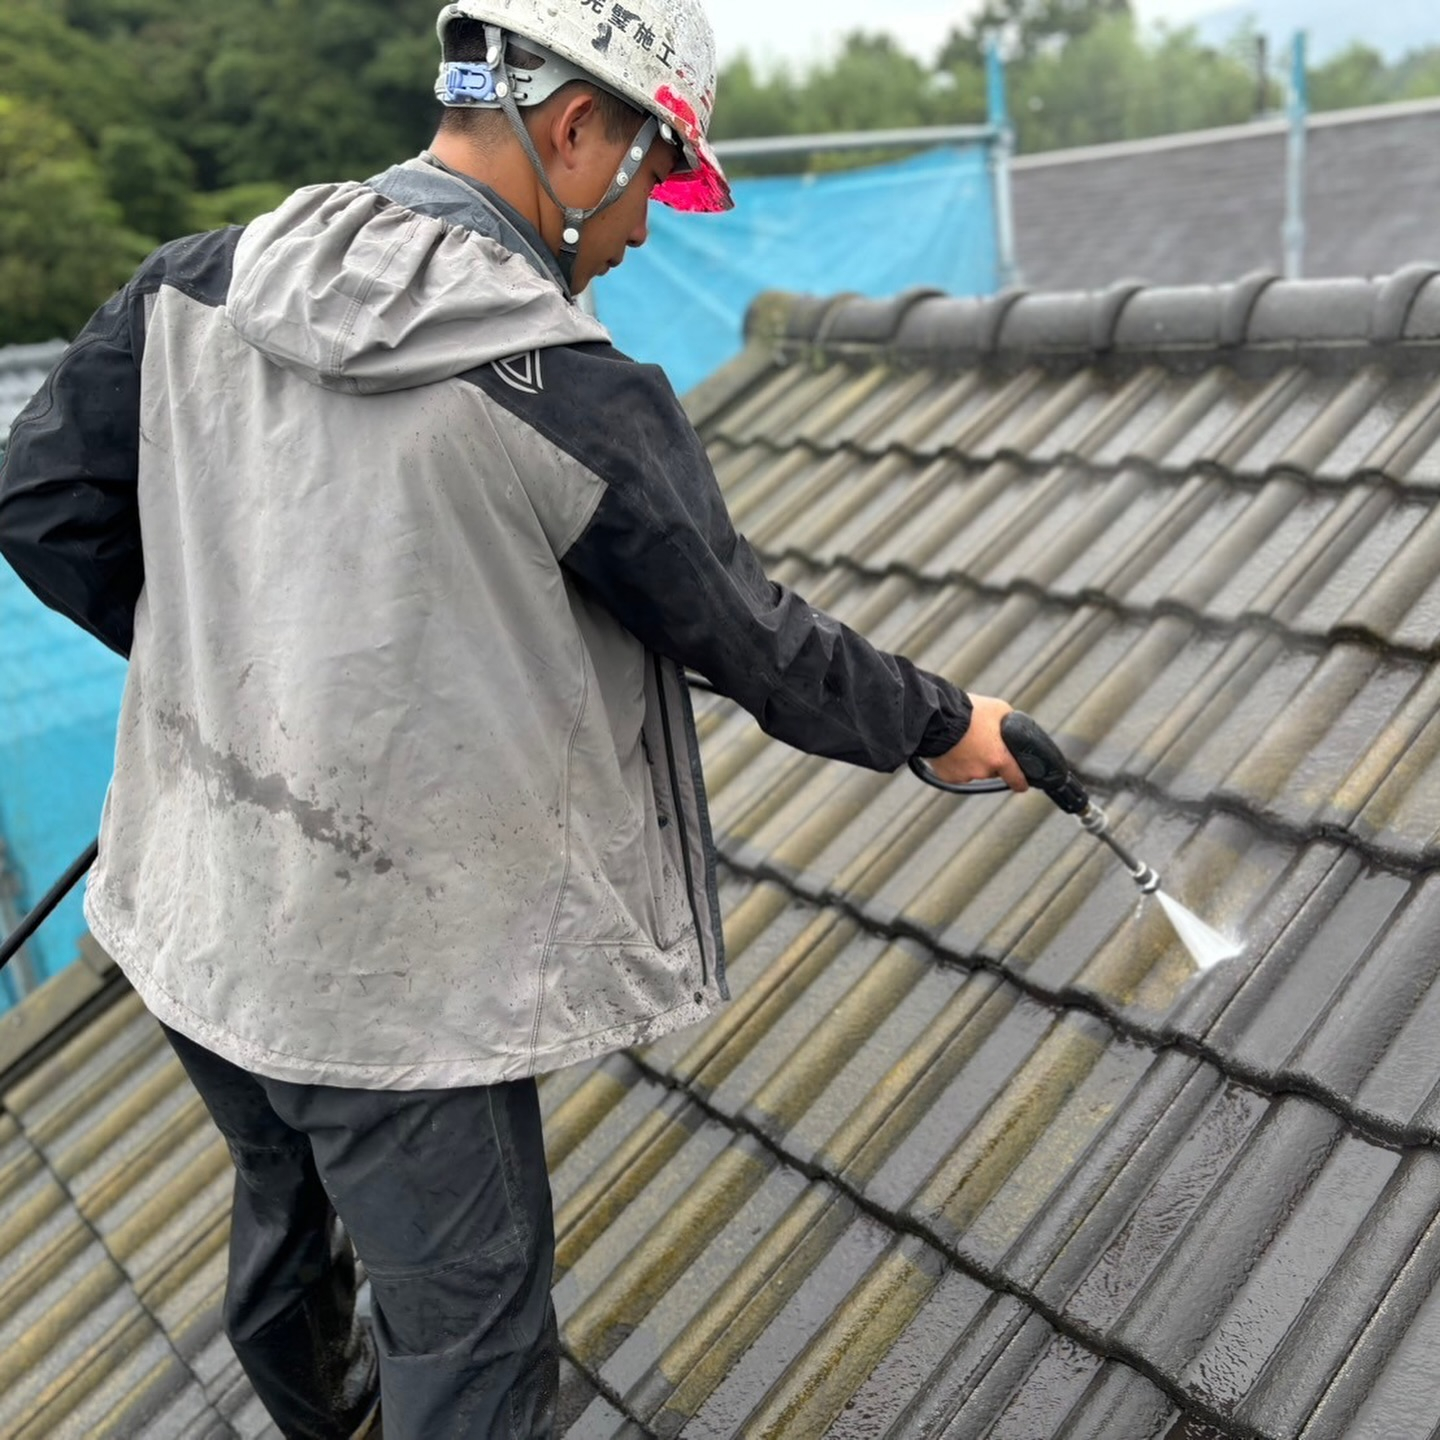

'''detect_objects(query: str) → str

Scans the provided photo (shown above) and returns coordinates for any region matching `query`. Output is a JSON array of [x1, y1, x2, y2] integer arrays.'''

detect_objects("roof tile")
[[1296, 1195, 1440, 1440]]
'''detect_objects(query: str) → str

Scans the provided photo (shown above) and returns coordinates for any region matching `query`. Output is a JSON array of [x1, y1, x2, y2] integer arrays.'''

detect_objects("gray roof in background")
[[0, 342, 65, 451], [1012, 98, 1440, 292]]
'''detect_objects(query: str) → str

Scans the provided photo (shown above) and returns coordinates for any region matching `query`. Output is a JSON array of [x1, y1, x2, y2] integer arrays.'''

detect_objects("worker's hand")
[[926, 694, 1028, 792]]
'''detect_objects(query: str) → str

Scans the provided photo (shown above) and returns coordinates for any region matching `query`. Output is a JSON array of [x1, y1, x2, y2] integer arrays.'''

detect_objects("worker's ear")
[[546, 89, 605, 179]]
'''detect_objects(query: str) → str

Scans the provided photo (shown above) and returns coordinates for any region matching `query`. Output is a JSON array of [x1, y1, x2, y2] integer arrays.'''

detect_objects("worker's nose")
[[628, 205, 650, 249]]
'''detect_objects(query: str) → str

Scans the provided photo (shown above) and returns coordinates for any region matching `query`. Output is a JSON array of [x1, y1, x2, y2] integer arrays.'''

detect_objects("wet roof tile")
[[535, 275, 1440, 1435]]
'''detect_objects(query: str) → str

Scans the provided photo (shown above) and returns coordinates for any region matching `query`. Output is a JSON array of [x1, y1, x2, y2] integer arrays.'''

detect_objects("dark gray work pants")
[[163, 1026, 559, 1440]]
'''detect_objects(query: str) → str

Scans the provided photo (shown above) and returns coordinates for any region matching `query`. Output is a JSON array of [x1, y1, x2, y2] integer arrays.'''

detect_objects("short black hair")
[[437, 18, 643, 144]]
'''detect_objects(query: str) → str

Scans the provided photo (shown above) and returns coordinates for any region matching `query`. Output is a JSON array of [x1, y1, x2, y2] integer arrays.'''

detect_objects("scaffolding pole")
[[712, 125, 994, 159], [710, 62, 1017, 299], [986, 38, 1019, 290], [1284, 31, 1308, 279]]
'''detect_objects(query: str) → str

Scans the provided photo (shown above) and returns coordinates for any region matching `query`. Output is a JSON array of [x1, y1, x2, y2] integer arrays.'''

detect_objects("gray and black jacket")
[[0, 158, 971, 1088]]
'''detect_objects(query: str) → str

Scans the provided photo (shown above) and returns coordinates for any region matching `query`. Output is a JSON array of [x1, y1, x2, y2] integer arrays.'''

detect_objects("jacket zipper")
[[653, 656, 707, 988]]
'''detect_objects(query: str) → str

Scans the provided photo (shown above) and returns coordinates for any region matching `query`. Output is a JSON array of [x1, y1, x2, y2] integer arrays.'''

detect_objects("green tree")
[[0, 2, 150, 145], [52, 0, 438, 191], [98, 125, 195, 240], [193, 0, 438, 188], [793, 34, 939, 135], [1012, 17, 1253, 150], [939, 0, 1131, 68], [715, 34, 985, 176], [711, 56, 803, 143], [186, 181, 289, 232], [1306, 43, 1389, 111], [0, 95, 149, 343], [1390, 45, 1440, 103], [1146, 25, 1255, 132]]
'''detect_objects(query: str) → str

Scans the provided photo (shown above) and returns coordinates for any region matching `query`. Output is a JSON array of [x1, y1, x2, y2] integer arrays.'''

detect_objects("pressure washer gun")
[[910, 710, 1160, 895]]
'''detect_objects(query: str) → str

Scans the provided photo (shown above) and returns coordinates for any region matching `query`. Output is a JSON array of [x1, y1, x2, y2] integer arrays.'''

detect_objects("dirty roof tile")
[[1088, 368, 1227, 470], [1176, 1130, 1397, 1408], [0, 969, 257, 1437], [1311, 373, 1438, 482], [1394, 416, 1440, 488], [624, 274, 1440, 1433], [825, 1263, 994, 1438], [680, 1204, 894, 1438], [951, 1028, 1153, 1271]]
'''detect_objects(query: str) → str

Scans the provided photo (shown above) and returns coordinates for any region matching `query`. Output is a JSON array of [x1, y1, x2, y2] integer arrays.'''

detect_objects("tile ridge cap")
[[748, 271, 1440, 363]]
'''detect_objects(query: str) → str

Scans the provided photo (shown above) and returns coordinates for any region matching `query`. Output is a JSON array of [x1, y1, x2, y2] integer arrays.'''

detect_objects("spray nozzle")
[[999, 713, 1164, 892], [997, 715, 1161, 893], [1080, 803, 1160, 893], [908, 710, 1164, 894]]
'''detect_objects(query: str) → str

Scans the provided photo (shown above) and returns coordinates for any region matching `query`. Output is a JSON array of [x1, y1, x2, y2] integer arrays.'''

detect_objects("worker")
[[0, 1, 1026, 1435]]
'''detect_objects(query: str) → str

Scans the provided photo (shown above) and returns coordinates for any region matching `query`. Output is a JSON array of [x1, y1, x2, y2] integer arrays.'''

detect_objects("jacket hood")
[[227, 181, 608, 395]]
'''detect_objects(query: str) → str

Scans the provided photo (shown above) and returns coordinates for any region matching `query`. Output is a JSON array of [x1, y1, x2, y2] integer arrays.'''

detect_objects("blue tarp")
[[0, 564, 123, 1008], [593, 144, 1000, 395]]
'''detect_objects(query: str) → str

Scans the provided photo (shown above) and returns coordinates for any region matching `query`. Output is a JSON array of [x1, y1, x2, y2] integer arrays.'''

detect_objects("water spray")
[[910, 711, 1241, 970]]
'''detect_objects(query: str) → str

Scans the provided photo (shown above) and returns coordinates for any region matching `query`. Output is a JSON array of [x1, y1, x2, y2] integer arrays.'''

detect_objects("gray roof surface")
[[550, 272, 1440, 1435], [0, 954, 274, 1438], [1012, 98, 1440, 292], [7, 271, 1440, 1435], [0, 342, 64, 449]]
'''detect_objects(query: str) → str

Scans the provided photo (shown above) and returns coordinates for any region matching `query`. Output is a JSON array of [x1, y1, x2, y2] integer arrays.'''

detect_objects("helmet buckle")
[[437, 61, 501, 105]]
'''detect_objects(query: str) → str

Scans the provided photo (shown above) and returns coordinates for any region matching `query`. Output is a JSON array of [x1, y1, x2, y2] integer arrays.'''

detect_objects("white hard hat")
[[435, 0, 732, 215]]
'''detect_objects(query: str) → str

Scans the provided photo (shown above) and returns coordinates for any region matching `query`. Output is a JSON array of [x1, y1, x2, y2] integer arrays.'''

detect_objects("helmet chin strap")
[[482, 23, 662, 289]]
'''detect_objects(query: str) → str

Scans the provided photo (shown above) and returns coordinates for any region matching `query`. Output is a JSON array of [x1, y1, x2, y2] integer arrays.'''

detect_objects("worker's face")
[[565, 117, 678, 294]]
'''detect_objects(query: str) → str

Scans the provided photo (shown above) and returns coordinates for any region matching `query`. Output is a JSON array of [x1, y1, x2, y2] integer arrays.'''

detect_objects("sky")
[[705, 0, 1280, 69]]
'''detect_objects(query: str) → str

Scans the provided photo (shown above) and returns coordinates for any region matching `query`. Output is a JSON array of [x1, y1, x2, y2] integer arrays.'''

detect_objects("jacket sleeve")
[[0, 282, 145, 658], [538, 347, 971, 771]]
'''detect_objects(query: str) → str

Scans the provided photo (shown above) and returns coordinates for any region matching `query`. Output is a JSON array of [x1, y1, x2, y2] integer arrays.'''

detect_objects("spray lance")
[[911, 711, 1241, 969], [0, 709, 1234, 980], [910, 711, 1160, 894]]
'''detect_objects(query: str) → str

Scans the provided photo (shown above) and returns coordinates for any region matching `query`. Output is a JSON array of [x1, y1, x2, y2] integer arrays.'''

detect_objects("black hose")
[[0, 838, 99, 971]]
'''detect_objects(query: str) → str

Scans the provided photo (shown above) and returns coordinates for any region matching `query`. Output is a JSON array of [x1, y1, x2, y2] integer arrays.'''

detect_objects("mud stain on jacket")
[[156, 705, 395, 871]]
